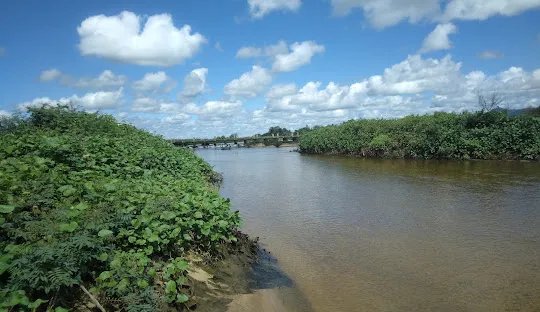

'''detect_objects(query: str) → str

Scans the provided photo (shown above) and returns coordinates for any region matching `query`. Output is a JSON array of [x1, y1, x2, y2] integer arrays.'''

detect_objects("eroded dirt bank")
[[188, 233, 312, 312]]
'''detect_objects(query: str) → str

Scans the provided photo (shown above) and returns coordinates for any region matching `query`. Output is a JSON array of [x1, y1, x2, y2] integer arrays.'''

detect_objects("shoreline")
[[191, 232, 312, 312]]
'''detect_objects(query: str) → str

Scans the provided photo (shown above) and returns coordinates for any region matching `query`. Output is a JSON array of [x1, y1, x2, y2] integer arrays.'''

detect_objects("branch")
[[79, 284, 106, 312]]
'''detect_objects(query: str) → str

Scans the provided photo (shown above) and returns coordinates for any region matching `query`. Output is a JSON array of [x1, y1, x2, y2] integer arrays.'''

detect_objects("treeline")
[[213, 125, 316, 140], [299, 110, 540, 160], [0, 107, 242, 310]]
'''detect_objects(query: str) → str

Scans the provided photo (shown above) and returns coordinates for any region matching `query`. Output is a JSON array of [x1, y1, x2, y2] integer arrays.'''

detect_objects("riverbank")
[[0, 106, 285, 311], [189, 233, 312, 312], [299, 110, 540, 160]]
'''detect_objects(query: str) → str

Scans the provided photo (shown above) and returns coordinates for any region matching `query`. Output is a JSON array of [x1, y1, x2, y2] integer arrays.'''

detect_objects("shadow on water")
[[248, 248, 294, 289], [246, 247, 314, 311]]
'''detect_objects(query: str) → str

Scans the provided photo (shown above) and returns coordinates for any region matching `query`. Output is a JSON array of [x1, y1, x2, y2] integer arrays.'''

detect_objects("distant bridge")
[[171, 135, 299, 148]]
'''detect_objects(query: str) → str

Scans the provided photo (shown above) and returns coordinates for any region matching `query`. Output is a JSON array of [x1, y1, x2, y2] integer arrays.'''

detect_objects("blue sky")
[[0, 0, 539, 138]]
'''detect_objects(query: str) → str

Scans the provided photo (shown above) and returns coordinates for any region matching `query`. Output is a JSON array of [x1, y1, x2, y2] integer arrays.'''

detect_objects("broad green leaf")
[[176, 293, 189, 303], [137, 279, 149, 288], [98, 229, 113, 238], [59, 222, 78, 233], [174, 259, 189, 271], [97, 253, 108, 261], [0, 205, 15, 214], [165, 281, 177, 294], [98, 271, 112, 280]]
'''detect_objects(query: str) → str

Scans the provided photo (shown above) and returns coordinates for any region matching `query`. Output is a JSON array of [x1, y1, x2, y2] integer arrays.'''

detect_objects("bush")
[[0, 106, 241, 311], [299, 111, 540, 160]]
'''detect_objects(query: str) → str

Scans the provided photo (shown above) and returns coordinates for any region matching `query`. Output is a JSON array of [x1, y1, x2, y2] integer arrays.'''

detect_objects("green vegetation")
[[0, 106, 241, 311], [299, 110, 540, 160]]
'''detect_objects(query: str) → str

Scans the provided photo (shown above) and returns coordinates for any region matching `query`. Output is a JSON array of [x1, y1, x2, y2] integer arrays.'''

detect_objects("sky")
[[0, 0, 539, 138]]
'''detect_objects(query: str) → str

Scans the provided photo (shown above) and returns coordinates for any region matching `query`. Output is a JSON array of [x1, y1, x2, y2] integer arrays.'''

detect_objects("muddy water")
[[197, 148, 540, 312]]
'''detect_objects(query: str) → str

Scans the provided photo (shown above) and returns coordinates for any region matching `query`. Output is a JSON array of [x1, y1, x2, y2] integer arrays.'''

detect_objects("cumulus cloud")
[[73, 88, 124, 109], [420, 23, 457, 53], [330, 0, 540, 28], [442, 0, 540, 21], [18, 88, 123, 111], [132, 97, 180, 113], [77, 11, 206, 66], [73, 70, 127, 89], [478, 50, 504, 59], [272, 41, 325, 72], [133, 71, 175, 93], [183, 100, 243, 119], [248, 0, 302, 19], [224, 66, 272, 98], [331, 0, 441, 28], [125, 53, 540, 138], [39, 69, 127, 89], [180, 68, 208, 98], [236, 40, 324, 72], [259, 54, 540, 119], [236, 41, 288, 58]]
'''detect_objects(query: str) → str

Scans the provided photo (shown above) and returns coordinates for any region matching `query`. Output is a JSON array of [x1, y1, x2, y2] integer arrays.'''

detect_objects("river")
[[197, 147, 540, 312]]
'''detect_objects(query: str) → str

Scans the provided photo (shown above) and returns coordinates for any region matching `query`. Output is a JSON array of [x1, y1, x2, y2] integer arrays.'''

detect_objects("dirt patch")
[[187, 233, 312, 312]]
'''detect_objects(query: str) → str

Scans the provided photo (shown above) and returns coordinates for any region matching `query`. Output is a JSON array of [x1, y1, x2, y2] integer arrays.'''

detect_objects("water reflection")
[[198, 148, 540, 312]]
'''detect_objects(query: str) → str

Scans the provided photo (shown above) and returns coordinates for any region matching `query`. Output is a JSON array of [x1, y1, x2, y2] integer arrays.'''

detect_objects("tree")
[[263, 126, 291, 137], [477, 91, 504, 113]]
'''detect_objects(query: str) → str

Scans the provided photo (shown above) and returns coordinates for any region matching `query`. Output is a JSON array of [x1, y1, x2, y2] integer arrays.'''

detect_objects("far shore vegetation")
[[298, 107, 540, 160]]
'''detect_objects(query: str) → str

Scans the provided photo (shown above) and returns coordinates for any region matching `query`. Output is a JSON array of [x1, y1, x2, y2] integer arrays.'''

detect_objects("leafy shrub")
[[299, 111, 540, 160], [0, 106, 241, 311]]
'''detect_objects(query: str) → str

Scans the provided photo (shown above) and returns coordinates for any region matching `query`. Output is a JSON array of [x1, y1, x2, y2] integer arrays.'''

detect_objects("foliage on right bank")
[[298, 111, 540, 160]]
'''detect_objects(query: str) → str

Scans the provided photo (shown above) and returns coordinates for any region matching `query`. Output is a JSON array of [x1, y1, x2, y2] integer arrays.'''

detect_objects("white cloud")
[[163, 113, 190, 124], [235, 40, 324, 72], [181, 68, 208, 98], [224, 66, 272, 98], [331, 0, 540, 28], [331, 0, 441, 28], [420, 23, 457, 53], [236, 41, 288, 58], [478, 50, 504, 59], [77, 11, 206, 66], [0, 110, 11, 117], [272, 41, 325, 72], [442, 0, 540, 21], [183, 100, 243, 119], [133, 71, 175, 93], [18, 89, 123, 111], [40, 69, 62, 82], [259, 54, 540, 119], [265, 81, 367, 112], [236, 46, 263, 58], [248, 0, 302, 19], [73, 70, 127, 89], [126, 54, 540, 138], [39, 69, 126, 89], [73, 88, 124, 109], [132, 97, 179, 112]]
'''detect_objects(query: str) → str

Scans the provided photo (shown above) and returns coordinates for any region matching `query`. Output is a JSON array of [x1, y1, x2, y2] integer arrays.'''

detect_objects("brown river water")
[[197, 147, 540, 312]]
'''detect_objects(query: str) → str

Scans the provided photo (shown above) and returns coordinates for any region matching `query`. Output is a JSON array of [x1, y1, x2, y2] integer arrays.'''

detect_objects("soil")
[[188, 233, 312, 312]]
